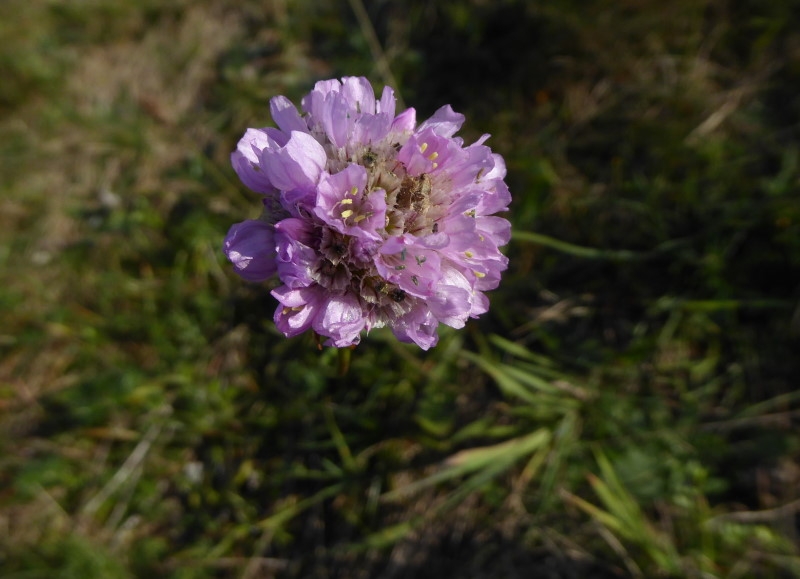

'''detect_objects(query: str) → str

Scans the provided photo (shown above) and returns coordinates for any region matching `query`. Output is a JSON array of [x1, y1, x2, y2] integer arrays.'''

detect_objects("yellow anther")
[[353, 214, 367, 223], [428, 151, 439, 161], [432, 162, 438, 169], [340, 198, 354, 205], [419, 142, 428, 154], [465, 250, 474, 258], [349, 186, 359, 196], [474, 271, 486, 278], [341, 209, 354, 219]]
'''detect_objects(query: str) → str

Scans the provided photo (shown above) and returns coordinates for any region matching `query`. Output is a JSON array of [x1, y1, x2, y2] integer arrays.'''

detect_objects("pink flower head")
[[224, 77, 511, 350]]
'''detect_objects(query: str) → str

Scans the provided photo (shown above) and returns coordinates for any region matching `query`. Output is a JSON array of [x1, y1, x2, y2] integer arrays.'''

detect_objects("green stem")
[[512, 231, 685, 262], [337, 347, 352, 376]]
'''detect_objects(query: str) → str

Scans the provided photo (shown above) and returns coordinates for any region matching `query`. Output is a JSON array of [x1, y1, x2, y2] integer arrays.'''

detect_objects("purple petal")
[[397, 130, 454, 176], [390, 108, 417, 135], [378, 85, 396, 117], [376, 235, 443, 297], [313, 292, 365, 347], [485, 153, 507, 180], [262, 131, 326, 192], [391, 309, 439, 350], [312, 78, 343, 97], [472, 134, 491, 146], [231, 128, 278, 194], [444, 143, 496, 189], [474, 258, 507, 291], [272, 285, 324, 337], [315, 164, 386, 240], [274, 216, 317, 246], [417, 105, 465, 137], [320, 93, 353, 149], [223, 220, 277, 282], [475, 180, 512, 215], [274, 219, 318, 288], [447, 191, 484, 217], [341, 77, 376, 114], [470, 291, 490, 317], [270, 95, 308, 134], [476, 216, 512, 247], [428, 266, 473, 328], [280, 188, 317, 215], [315, 164, 368, 228], [353, 113, 392, 146]]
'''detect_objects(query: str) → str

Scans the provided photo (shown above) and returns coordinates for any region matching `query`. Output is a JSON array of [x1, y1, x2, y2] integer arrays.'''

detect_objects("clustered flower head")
[[224, 77, 511, 350]]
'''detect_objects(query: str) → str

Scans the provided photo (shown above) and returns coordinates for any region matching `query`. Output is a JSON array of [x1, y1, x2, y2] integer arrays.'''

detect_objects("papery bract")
[[224, 77, 511, 349]]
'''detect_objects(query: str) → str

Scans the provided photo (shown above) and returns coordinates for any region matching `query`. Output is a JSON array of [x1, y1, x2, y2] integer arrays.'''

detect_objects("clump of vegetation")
[[1, 1, 798, 577]]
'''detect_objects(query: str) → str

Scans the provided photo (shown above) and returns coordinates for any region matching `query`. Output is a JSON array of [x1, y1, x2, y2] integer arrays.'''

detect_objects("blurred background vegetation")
[[1, 0, 799, 577]]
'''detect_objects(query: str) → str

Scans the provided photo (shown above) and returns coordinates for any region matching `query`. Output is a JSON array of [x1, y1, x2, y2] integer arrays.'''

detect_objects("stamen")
[[349, 186, 359, 196], [419, 142, 428, 154], [340, 198, 354, 205], [353, 214, 367, 223], [465, 251, 474, 258], [474, 271, 486, 278], [428, 152, 439, 161], [432, 162, 439, 169], [341, 209, 354, 219]]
